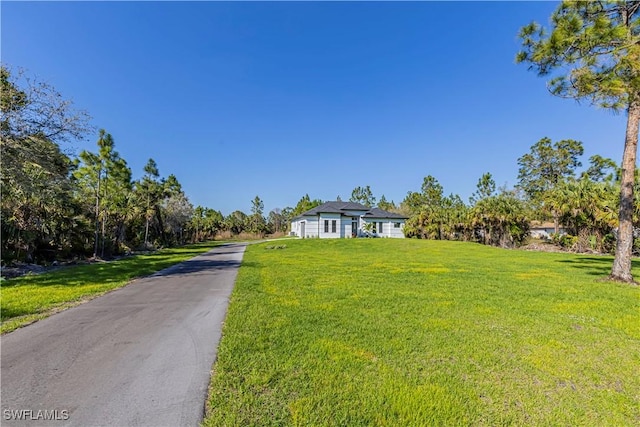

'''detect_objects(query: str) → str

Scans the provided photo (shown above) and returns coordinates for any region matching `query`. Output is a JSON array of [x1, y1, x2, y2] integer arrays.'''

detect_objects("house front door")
[[351, 220, 358, 237], [300, 221, 306, 238]]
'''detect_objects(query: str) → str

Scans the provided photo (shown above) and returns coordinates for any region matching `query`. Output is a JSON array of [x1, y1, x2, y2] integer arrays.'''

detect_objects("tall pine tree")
[[518, 1, 640, 282]]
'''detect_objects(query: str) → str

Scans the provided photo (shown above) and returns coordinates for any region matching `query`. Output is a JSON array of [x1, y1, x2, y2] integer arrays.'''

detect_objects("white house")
[[290, 201, 407, 238], [530, 221, 566, 239]]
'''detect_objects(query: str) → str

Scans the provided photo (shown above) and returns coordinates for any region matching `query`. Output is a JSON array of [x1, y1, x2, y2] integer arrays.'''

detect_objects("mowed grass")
[[1, 242, 221, 333], [205, 239, 639, 426]]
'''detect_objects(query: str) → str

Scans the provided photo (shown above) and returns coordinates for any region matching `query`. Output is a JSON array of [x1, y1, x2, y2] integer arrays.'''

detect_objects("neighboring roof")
[[292, 201, 408, 221], [530, 221, 565, 229]]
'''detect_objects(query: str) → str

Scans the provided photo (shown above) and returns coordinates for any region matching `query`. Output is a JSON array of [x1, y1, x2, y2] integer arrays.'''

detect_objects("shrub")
[[551, 233, 578, 250]]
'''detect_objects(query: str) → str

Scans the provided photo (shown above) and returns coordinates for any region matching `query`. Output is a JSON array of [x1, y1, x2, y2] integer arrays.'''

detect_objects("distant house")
[[290, 201, 407, 238], [530, 221, 566, 239]]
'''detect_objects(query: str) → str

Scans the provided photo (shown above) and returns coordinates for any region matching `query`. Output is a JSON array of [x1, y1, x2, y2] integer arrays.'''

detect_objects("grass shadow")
[[153, 258, 246, 277], [556, 256, 640, 277], [1, 244, 225, 289]]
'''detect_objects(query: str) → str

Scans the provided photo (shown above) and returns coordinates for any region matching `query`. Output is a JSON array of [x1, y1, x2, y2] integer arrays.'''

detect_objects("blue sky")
[[2, 1, 628, 215]]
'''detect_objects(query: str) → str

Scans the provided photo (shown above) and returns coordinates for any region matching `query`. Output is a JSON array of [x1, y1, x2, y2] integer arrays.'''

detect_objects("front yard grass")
[[205, 239, 639, 426], [0, 242, 221, 333]]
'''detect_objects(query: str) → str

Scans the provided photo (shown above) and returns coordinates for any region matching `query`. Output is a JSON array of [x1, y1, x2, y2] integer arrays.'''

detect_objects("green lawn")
[[0, 242, 221, 333], [205, 239, 639, 426]]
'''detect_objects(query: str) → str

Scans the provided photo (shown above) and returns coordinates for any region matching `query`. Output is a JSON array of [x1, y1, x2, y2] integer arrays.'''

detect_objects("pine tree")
[[518, 1, 640, 282]]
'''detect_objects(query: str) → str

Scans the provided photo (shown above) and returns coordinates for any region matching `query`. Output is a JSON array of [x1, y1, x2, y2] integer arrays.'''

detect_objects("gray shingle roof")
[[362, 207, 408, 219], [292, 201, 408, 220]]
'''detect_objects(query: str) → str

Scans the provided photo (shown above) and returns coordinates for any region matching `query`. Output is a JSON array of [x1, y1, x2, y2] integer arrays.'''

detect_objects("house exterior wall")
[[387, 220, 405, 238], [530, 227, 566, 239], [318, 213, 342, 238], [292, 214, 358, 238], [306, 217, 320, 237], [362, 219, 405, 238], [341, 217, 352, 238], [291, 211, 405, 239], [291, 216, 320, 238], [346, 215, 363, 238], [290, 219, 300, 236]]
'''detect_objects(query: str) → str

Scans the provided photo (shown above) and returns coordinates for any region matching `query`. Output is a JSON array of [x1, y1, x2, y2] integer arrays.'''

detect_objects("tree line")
[[299, 134, 637, 256], [189, 196, 295, 242], [1, 67, 197, 262], [373, 137, 638, 257], [2, 1, 638, 282], [2, 65, 636, 266], [0, 67, 302, 263]]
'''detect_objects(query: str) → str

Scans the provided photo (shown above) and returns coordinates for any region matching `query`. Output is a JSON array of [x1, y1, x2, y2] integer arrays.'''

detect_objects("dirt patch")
[[519, 242, 568, 253], [520, 242, 609, 255]]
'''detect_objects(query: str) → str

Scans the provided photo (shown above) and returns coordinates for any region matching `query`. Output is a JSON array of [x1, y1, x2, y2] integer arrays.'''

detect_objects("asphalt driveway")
[[1, 242, 246, 426]]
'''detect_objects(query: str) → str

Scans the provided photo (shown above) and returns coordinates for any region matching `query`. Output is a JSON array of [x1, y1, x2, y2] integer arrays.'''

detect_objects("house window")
[[332, 220, 337, 233], [324, 220, 329, 233], [394, 222, 401, 228]]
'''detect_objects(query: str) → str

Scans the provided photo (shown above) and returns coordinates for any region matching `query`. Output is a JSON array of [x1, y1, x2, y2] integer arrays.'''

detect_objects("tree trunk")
[[114, 221, 125, 253], [610, 100, 639, 283], [144, 217, 150, 249], [100, 215, 106, 258], [93, 178, 100, 259], [155, 207, 166, 245]]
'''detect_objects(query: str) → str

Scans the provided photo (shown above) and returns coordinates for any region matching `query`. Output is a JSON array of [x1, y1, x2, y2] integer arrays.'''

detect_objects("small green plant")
[[551, 232, 578, 250]]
